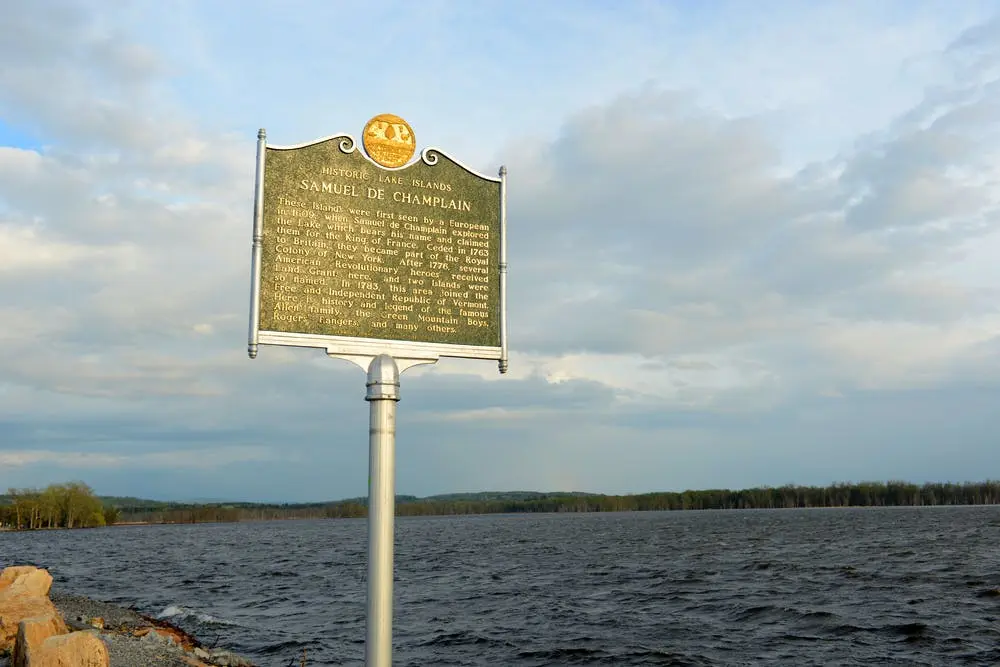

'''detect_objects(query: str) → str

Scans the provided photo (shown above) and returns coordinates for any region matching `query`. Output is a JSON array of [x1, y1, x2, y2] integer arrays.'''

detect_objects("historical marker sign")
[[248, 115, 508, 371], [246, 115, 508, 667]]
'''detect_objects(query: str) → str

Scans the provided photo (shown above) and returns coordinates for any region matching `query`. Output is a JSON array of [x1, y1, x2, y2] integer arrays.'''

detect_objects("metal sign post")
[[365, 354, 399, 667], [247, 114, 508, 666]]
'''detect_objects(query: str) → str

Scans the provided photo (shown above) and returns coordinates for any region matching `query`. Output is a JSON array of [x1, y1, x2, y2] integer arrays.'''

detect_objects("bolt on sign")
[[247, 114, 508, 372]]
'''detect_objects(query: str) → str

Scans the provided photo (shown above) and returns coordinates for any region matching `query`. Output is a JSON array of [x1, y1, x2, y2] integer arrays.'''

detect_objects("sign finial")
[[362, 114, 416, 168]]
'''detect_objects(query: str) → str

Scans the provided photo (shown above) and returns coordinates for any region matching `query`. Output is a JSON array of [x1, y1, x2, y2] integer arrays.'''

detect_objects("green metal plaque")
[[256, 136, 501, 349]]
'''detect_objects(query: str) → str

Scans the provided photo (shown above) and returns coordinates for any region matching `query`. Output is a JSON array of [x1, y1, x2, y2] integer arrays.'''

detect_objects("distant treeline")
[[1, 482, 118, 530], [60, 480, 1000, 525], [4, 481, 999, 529]]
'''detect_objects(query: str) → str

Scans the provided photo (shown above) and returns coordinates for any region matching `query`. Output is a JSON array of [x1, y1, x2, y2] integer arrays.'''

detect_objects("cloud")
[[0, 0, 163, 149], [502, 21, 1000, 402], [0, 223, 133, 274], [0, 445, 278, 470]]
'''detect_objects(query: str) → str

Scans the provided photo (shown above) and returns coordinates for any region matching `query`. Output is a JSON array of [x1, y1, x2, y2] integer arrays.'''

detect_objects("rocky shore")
[[0, 566, 254, 667]]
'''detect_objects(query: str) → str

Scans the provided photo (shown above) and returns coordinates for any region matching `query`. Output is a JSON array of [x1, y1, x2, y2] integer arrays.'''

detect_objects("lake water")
[[3, 507, 1000, 666]]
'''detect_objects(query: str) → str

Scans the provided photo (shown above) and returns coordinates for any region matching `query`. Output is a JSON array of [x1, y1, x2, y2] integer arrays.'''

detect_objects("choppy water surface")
[[3, 507, 1000, 665]]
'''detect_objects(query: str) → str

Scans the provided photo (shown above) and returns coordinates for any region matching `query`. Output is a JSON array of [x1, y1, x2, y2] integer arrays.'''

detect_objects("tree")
[[41, 485, 62, 528], [103, 506, 120, 525], [60, 481, 96, 528]]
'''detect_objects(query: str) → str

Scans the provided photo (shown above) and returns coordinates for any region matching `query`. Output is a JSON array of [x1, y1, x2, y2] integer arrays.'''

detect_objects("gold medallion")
[[362, 113, 416, 168]]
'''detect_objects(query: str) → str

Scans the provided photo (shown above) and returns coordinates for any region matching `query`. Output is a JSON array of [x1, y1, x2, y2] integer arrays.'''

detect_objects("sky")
[[1, 0, 999, 503]]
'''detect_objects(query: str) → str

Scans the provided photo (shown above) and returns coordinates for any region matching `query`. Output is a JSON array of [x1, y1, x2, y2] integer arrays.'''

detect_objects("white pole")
[[365, 354, 399, 667]]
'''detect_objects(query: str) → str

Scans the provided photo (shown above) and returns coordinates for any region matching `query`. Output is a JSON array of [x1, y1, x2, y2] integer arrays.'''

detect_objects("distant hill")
[[95, 491, 598, 510], [8, 481, 1000, 529], [424, 491, 597, 502]]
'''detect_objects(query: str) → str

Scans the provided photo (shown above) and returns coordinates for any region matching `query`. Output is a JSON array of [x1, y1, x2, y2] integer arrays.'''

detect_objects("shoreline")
[[4, 501, 1000, 532], [50, 591, 255, 667], [0, 571, 255, 667]]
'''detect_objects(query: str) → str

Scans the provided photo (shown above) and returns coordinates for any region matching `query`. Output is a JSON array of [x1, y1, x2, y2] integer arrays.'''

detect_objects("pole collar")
[[366, 354, 400, 402]]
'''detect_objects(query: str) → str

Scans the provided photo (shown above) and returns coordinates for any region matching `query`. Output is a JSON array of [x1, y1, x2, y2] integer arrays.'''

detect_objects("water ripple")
[[2, 507, 1000, 665]]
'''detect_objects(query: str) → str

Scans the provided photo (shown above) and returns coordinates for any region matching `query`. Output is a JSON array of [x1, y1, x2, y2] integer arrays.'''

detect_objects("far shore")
[[5, 480, 1000, 532], [4, 501, 1000, 534]]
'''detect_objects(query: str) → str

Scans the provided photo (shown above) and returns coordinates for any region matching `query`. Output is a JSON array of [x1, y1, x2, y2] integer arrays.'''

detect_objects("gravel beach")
[[47, 592, 254, 667]]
